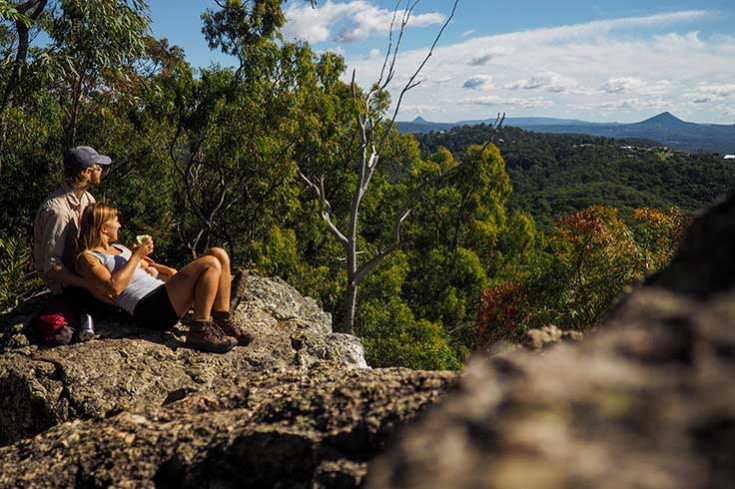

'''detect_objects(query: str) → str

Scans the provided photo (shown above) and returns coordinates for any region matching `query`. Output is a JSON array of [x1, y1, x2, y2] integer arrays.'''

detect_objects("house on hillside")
[[724, 155, 735, 160]]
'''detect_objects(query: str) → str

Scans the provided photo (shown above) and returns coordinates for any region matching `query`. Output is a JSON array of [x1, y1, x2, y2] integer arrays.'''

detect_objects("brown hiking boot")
[[230, 268, 249, 310], [184, 320, 237, 353], [213, 311, 253, 346]]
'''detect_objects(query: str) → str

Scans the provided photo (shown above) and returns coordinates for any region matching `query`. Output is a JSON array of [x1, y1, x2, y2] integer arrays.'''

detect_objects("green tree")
[[44, 0, 151, 145], [298, 0, 460, 334], [404, 143, 513, 345]]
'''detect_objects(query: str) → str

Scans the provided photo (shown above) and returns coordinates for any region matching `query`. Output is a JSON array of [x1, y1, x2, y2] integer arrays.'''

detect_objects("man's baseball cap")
[[63, 146, 112, 171]]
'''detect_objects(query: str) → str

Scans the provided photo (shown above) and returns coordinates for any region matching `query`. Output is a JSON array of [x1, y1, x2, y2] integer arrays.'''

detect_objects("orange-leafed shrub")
[[477, 279, 533, 347]]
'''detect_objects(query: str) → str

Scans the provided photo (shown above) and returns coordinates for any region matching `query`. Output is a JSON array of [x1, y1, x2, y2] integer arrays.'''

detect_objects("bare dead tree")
[[299, 0, 464, 334]]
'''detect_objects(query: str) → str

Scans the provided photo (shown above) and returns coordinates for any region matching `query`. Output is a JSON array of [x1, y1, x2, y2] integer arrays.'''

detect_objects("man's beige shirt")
[[33, 184, 95, 293]]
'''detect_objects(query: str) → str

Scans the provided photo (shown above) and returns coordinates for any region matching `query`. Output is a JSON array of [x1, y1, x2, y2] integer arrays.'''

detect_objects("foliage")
[[402, 143, 519, 347], [477, 279, 532, 347], [631, 207, 687, 272], [476, 205, 687, 347], [356, 251, 461, 370], [0, 236, 43, 311], [416, 125, 735, 229], [0, 1, 32, 25]]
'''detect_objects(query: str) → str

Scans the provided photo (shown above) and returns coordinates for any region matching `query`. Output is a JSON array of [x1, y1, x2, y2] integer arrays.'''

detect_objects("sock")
[[212, 310, 230, 321]]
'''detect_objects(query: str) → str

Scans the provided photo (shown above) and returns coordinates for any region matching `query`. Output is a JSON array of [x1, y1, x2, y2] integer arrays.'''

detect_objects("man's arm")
[[35, 208, 82, 288], [46, 264, 88, 289]]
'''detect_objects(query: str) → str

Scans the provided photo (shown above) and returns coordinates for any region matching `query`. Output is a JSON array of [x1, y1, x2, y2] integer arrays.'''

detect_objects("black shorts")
[[62, 286, 122, 318], [133, 285, 180, 330]]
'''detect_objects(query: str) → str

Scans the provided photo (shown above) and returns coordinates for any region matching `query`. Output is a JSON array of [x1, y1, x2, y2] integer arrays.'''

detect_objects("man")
[[32, 146, 113, 344]]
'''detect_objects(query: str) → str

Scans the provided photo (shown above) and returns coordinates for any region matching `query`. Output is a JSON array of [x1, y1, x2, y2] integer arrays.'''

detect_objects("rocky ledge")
[[0, 275, 369, 446]]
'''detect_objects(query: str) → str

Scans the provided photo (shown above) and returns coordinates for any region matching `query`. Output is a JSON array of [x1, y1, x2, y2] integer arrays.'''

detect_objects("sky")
[[150, 0, 735, 124]]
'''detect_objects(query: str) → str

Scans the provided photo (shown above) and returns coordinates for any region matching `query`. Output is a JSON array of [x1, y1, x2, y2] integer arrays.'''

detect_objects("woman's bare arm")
[[76, 245, 151, 296], [150, 262, 177, 278]]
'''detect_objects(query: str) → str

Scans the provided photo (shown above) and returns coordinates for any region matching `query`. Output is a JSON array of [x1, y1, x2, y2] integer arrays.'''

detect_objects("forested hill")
[[401, 112, 735, 154], [415, 125, 735, 228]]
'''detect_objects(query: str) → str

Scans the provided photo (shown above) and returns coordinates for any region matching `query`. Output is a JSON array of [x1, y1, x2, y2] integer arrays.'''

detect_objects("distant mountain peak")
[[644, 112, 685, 124], [412, 116, 430, 124]]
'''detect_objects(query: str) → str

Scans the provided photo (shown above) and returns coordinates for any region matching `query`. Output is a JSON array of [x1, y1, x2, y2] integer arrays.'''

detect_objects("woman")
[[75, 202, 251, 353]]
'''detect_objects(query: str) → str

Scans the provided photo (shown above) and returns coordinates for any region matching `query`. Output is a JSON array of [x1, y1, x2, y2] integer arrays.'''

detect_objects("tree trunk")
[[340, 279, 358, 334], [66, 72, 84, 146], [339, 234, 359, 334]]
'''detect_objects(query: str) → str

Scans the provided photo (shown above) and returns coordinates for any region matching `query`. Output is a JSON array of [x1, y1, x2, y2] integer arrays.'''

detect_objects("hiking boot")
[[213, 311, 253, 346], [184, 320, 237, 353], [230, 268, 249, 310]]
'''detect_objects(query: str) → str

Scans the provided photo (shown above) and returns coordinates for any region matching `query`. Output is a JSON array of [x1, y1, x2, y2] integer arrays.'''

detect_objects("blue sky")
[[151, 0, 735, 123]]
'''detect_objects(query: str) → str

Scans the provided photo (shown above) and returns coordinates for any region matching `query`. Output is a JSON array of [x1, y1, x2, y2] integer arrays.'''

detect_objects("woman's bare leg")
[[164, 255, 222, 319], [204, 247, 231, 312]]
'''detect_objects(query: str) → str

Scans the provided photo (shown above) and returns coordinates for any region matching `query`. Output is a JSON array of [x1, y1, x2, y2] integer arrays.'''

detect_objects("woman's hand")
[[145, 266, 159, 279], [133, 238, 154, 258]]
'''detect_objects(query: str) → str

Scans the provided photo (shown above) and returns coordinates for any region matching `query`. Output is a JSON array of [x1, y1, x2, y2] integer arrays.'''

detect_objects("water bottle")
[[79, 313, 95, 341]]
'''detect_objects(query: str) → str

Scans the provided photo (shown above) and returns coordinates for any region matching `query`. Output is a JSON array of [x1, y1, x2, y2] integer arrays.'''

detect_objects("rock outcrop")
[[0, 275, 368, 446], [0, 364, 454, 488], [523, 325, 583, 351], [365, 193, 735, 489]]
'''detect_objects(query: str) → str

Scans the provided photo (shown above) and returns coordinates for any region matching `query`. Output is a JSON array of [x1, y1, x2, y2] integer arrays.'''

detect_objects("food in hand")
[[136, 234, 152, 244]]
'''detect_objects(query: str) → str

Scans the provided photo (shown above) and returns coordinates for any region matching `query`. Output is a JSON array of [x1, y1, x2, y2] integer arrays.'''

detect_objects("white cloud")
[[600, 77, 638, 93], [483, 10, 710, 45], [652, 31, 706, 51], [690, 83, 735, 99], [506, 76, 546, 90], [468, 54, 493, 66], [367, 48, 381, 59], [340, 9, 734, 122], [505, 72, 584, 94], [430, 75, 454, 84], [463, 75, 495, 91], [462, 29, 476, 38], [468, 46, 514, 66], [324, 46, 346, 57], [599, 77, 671, 95], [462, 96, 554, 109], [401, 104, 447, 115], [576, 97, 672, 111], [282, 0, 445, 44], [282, 1, 360, 43]]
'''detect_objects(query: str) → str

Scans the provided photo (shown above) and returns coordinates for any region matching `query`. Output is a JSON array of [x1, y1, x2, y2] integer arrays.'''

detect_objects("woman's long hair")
[[79, 202, 118, 251]]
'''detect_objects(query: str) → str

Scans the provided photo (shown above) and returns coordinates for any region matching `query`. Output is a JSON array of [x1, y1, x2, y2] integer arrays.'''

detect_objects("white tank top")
[[86, 244, 164, 315]]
